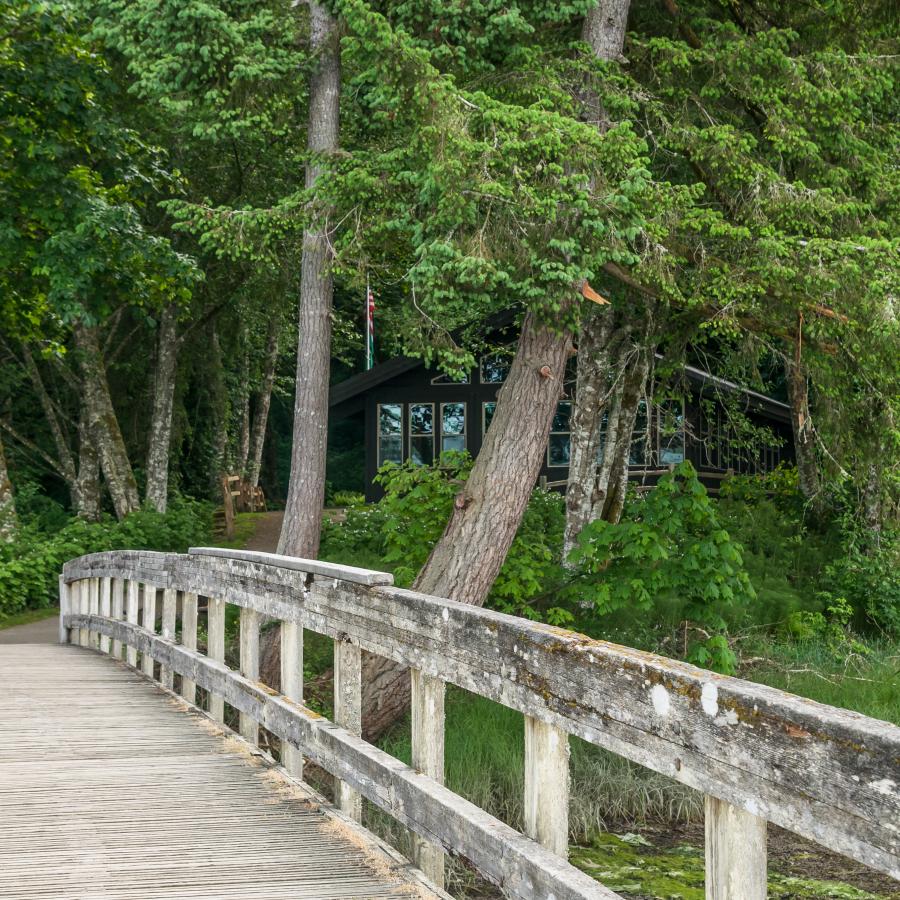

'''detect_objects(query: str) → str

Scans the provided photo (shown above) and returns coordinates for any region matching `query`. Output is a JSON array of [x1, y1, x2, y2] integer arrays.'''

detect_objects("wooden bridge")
[[2, 548, 897, 899]]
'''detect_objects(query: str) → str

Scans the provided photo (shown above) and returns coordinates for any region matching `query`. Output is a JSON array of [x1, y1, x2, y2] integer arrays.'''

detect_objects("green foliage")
[[328, 491, 366, 508], [568, 463, 755, 673], [0, 498, 212, 619]]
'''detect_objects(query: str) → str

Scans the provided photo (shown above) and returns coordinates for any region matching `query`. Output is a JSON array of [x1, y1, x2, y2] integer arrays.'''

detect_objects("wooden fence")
[[60, 548, 899, 899]]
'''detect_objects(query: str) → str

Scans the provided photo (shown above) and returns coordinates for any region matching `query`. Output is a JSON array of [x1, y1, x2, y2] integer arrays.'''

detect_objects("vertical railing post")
[[333, 637, 362, 821], [126, 580, 139, 667], [111, 578, 124, 659], [705, 796, 767, 900], [160, 587, 177, 690], [280, 620, 304, 778], [239, 607, 260, 745], [76, 580, 89, 648], [58, 576, 70, 645], [181, 592, 198, 704], [141, 584, 157, 679], [98, 577, 111, 655], [207, 596, 226, 723], [524, 716, 570, 858], [87, 577, 100, 650], [411, 669, 445, 888]]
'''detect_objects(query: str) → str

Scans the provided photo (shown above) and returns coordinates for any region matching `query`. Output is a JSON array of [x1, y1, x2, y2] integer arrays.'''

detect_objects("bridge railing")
[[60, 548, 899, 900]]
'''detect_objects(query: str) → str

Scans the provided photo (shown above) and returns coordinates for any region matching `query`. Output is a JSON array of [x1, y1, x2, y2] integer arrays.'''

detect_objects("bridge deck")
[[0, 644, 439, 900]]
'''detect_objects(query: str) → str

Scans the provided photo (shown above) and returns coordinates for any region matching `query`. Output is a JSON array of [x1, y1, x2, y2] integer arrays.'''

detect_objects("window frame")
[[408, 402, 436, 466], [656, 397, 686, 467], [439, 401, 466, 454], [376, 403, 404, 468], [482, 401, 497, 435], [547, 400, 572, 468]]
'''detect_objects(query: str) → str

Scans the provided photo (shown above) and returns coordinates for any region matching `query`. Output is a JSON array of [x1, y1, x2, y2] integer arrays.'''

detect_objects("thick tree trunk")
[[278, 0, 341, 558], [73, 324, 140, 520], [74, 401, 101, 521], [582, 0, 630, 63], [355, 311, 573, 741], [145, 305, 180, 513], [237, 347, 251, 477], [0, 434, 16, 541], [247, 318, 279, 507], [784, 355, 821, 505], [210, 329, 230, 486]]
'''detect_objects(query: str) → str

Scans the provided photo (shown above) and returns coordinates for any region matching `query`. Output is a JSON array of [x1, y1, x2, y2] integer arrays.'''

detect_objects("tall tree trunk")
[[237, 346, 251, 477], [356, 311, 573, 741], [145, 305, 180, 513], [784, 354, 821, 506], [564, 0, 638, 553], [247, 318, 279, 508], [74, 400, 101, 521], [73, 324, 140, 520], [0, 434, 16, 541], [278, 0, 341, 558], [210, 328, 230, 488]]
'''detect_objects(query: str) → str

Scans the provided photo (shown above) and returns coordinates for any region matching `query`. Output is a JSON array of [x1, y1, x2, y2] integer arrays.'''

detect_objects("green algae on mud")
[[570, 833, 893, 900]]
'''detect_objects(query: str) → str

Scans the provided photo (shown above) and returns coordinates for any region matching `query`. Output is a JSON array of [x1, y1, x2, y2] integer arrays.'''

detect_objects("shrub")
[[0, 497, 212, 619]]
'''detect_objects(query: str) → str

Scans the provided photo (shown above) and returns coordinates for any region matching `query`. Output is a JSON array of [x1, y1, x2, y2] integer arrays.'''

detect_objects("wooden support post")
[[125, 580, 139, 667], [141, 584, 157, 679], [111, 578, 124, 659], [524, 715, 570, 858], [207, 596, 226, 723], [181, 592, 198, 704], [76, 580, 89, 648], [58, 576, 70, 645], [239, 607, 260, 745], [160, 588, 177, 689], [87, 577, 100, 649], [705, 795, 767, 900], [333, 637, 362, 821], [280, 620, 304, 778], [411, 669, 446, 888], [98, 577, 111, 654]]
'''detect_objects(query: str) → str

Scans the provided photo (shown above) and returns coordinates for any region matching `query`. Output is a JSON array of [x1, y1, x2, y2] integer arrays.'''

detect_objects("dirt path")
[[244, 510, 284, 551]]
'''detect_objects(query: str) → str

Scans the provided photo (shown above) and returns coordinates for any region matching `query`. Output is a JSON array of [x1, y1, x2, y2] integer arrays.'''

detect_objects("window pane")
[[552, 401, 571, 433], [410, 404, 433, 435], [379, 404, 402, 436], [410, 435, 434, 466], [629, 435, 648, 466], [442, 403, 465, 435], [658, 401, 685, 465], [548, 434, 571, 466], [378, 435, 402, 466], [481, 354, 510, 384], [483, 402, 496, 432], [442, 435, 466, 453]]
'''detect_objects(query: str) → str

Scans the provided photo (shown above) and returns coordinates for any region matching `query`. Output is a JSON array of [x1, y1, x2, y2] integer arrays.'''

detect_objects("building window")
[[483, 401, 496, 433], [409, 403, 435, 465], [628, 400, 650, 466], [431, 371, 469, 385], [548, 401, 571, 467], [658, 399, 686, 465], [480, 352, 511, 384], [377, 404, 403, 467], [440, 402, 466, 453]]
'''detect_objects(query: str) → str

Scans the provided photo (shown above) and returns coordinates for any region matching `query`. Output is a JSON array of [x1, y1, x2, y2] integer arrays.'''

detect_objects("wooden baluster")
[[705, 796, 767, 900], [181, 592, 198, 704], [58, 576, 70, 645], [141, 584, 157, 679], [111, 578, 124, 659], [125, 580, 139, 667], [280, 620, 304, 778], [98, 577, 111, 655], [524, 716, 570, 858], [76, 580, 89, 648], [333, 637, 362, 821], [239, 607, 260, 745], [160, 588, 177, 690], [87, 577, 100, 650], [207, 596, 226, 723], [411, 669, 445, 888]]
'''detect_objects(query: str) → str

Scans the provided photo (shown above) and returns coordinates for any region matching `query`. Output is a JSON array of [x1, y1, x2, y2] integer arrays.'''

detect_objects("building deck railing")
[[60, 548, 900, 899]]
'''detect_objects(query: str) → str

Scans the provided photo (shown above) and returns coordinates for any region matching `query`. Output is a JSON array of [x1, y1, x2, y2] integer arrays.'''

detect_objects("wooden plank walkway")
[[0, 644, 441, 900]]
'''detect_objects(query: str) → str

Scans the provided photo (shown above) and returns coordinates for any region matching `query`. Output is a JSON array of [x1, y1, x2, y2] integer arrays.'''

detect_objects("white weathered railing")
[[60, 548, 900, 899]]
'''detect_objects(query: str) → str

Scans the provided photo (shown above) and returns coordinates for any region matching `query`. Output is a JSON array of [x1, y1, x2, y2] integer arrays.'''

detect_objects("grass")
[[0, 606, 58, 631], [211, 512, 265, 550]]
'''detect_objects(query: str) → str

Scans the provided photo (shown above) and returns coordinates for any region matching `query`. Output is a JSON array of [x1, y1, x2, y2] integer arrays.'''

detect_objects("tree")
[[0, 435, 16, 542]]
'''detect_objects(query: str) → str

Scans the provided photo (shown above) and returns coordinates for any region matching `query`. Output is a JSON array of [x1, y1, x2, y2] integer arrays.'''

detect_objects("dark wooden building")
[[330, 351, 794, 502]]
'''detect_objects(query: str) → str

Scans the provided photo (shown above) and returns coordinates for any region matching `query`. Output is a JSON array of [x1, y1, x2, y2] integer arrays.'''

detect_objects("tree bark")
[[278, 0, 341, 559], [237, 346, 251, 478], [784, 354, 821, 506], [356, 311, 573, 741], [0, 433, 16, 541], [145, 304, 180, 513], [210, 328, 230, 486], [247, 317, 279, 508], [74, 400, 101, 521], [73, 323, 140, 520]]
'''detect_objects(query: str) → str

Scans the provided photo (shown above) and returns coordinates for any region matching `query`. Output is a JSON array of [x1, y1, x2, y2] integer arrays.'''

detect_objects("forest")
[[1, 1, 898, 897]]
